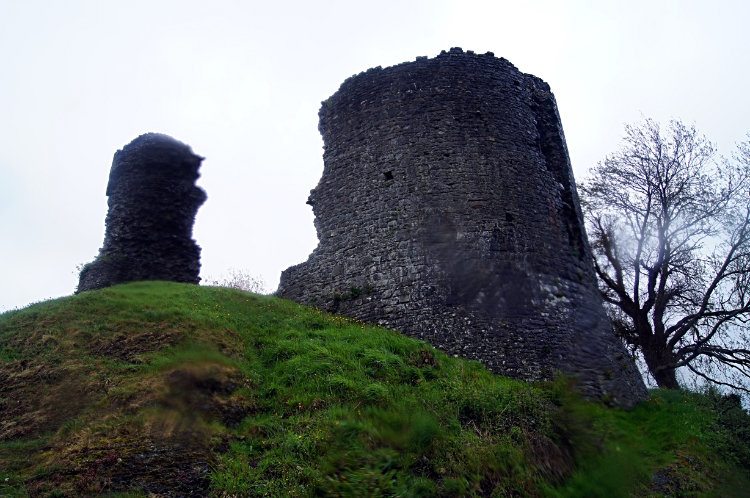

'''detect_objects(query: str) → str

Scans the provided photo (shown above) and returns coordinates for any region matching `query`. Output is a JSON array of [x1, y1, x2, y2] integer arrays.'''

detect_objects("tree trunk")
[[642, 338, 680, 389], [651, 364, 679, 389]]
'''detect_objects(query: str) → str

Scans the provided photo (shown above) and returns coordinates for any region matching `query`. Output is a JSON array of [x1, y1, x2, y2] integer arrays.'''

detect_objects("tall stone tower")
[[78, 133, 207, 292], [278, 48, 648, 406]]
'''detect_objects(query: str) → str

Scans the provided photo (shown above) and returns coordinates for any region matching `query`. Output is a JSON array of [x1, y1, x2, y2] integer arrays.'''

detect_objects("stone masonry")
[[78, 133, 207, 292], [278, 48, 648, 406]]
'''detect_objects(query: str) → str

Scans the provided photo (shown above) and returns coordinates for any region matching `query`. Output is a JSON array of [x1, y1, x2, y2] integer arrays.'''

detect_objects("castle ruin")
[[278, 48, 648, 406], [77, 133, 206, 292]]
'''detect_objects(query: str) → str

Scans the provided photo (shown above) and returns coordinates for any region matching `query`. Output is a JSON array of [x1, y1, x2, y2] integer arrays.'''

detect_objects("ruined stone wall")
[[278, 48, 648, 406], [78, 133, 206, 292]]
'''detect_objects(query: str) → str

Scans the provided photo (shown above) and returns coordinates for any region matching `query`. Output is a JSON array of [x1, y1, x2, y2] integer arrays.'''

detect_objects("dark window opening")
[[384, 171, 394, 181]]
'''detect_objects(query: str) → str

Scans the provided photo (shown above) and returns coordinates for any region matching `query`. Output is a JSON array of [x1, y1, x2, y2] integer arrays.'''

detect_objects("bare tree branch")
[[580, 118, 750, 394]]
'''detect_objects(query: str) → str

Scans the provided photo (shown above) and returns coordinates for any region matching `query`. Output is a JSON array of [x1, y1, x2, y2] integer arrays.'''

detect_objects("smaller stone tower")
[[77, 133, 207, 292]]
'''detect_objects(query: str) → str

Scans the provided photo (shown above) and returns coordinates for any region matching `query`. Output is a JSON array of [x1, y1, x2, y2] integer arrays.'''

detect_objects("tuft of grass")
[[0, 471, 29, 498], [1, 281, 749, 497]]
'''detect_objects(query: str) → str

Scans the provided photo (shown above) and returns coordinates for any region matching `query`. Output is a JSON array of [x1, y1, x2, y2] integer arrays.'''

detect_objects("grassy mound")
[[0, 281, 748, 497]]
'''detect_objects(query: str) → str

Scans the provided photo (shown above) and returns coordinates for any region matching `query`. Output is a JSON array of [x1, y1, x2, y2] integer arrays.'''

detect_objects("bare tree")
[[579, 118, 750, 394]]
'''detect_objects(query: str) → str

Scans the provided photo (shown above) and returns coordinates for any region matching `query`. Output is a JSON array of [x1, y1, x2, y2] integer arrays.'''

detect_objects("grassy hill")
[[0, 281, 748, 497]]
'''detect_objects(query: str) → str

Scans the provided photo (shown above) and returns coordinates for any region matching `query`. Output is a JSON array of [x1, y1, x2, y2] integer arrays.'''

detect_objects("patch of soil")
[[23, 363, 257, 496], [409, 349, 438, 368], [0, 362, 96, 441], [23, 363, 257, 498], [110, 439, 211, 497], [3, 332, 255, 496], [161, 364, 258, 428], [649, 454, 713, 497], [89, 326, 182, 363], [26, 433, 212, 497], [527, 432, 575, 482]]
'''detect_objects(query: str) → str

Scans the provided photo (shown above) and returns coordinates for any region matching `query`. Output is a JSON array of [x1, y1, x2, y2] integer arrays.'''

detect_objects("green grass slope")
[[0, 281, 748, 497]]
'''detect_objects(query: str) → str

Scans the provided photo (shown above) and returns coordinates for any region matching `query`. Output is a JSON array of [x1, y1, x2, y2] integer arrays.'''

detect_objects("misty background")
[[1, 0, 749, 312]]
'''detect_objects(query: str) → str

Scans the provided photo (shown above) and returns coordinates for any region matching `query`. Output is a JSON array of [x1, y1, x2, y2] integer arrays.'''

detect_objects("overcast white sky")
[[1, 0, 748, 312]]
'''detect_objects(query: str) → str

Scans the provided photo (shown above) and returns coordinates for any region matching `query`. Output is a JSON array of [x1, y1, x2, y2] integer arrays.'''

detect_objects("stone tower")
[[77, 133, 207, 292], [278, 48, 648, 406]]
